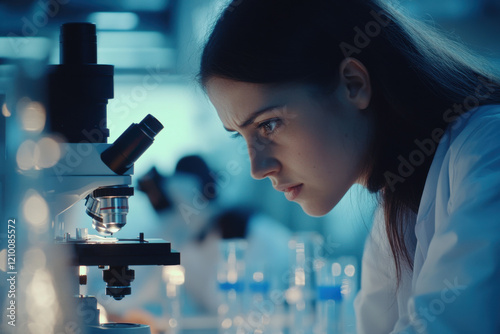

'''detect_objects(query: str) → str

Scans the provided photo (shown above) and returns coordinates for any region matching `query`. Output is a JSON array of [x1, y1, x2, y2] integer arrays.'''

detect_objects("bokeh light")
[[26, 269, 58, 334], [2, 103, 11, 117], [16, 140, 39, 170], [23, 190, 50, 229], [23, 247, 47, 273], [331, 262, 342, 277], [344, 264, 356, 277], [36, 136, 62, 168], [163, 265, 185, 285], [19, 100, 46, 133]]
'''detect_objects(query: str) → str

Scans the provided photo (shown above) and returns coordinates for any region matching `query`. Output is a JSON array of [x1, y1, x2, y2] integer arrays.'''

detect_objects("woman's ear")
[[338, 57, 371, 110]]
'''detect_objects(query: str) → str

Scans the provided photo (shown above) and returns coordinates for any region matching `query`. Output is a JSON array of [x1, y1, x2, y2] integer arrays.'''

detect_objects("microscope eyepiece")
[[140, 114, 164, 138], [101, 114, 164, 175]]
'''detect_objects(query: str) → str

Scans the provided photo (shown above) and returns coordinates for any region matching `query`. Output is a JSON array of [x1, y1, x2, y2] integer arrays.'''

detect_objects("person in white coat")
[[197, 0, 500, 333], [354, 103, 500, 333]]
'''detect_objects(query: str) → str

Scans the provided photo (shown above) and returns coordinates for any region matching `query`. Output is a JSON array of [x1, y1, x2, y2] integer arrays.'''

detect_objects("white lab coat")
[[354, 104, 500, 333]]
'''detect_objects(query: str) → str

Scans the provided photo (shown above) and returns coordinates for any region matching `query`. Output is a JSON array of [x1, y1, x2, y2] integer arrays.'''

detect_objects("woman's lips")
[[283, 184, 303, 201]]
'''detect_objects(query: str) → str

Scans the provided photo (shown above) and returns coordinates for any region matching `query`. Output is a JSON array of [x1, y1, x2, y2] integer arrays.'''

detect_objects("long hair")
[[199, 0, 500, 281]]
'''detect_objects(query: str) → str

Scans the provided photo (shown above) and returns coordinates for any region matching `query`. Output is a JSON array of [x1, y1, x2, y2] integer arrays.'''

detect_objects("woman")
[[199, 0, 500, 333]]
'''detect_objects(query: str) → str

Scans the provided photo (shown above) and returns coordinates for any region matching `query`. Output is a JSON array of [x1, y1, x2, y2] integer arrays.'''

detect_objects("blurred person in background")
[[90, 154, 291, 331], [199, 0, 500, 333], [139, 155, 291, 314]]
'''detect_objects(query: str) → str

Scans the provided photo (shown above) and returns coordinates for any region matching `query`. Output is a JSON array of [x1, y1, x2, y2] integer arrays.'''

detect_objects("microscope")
[[43, 23, 180, 333]]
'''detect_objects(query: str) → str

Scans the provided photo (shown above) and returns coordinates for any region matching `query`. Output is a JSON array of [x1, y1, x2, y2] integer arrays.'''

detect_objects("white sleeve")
[[395, 116, 500, 333], [354, 209, 400, 334]]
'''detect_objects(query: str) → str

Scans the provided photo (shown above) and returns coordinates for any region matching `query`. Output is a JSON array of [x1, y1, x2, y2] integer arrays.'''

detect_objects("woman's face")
[[206, 76, 374, 216]]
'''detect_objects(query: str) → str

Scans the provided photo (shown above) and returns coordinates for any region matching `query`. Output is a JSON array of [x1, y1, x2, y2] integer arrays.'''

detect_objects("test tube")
[[217, 239, 247, 334], [315, 259, 343, 334]]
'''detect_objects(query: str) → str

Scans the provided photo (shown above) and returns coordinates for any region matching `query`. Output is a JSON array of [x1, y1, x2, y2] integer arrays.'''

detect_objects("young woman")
[[199, 0, 500, 333]]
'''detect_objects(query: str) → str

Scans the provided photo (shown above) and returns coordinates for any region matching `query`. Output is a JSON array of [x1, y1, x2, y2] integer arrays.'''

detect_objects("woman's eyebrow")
[[223, 105, 283, 132], [238, 105, 283, 128]]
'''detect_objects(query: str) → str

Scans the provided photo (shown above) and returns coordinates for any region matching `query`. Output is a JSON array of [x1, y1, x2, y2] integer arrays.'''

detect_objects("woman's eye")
[[230, 132, 242, 139], [258, 118, 281, 136]]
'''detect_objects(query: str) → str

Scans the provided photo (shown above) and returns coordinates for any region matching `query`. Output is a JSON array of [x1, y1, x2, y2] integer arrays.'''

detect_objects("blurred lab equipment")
[[314, 258, 343, 334], [217, 239, 247, 334], [336, 257, 358, 334], [285, 233, 359, 334], [162, 265, 185, 334], [286, 233, 323, 334], [0, 51, 59, 334]]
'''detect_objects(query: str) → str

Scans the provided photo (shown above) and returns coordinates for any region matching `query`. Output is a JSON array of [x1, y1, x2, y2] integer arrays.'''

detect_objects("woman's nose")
[[248, 141, 280, 180]]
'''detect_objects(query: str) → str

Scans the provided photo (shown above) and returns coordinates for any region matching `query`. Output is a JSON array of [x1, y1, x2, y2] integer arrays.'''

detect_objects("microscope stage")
[[60, 238, 180, 267]]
